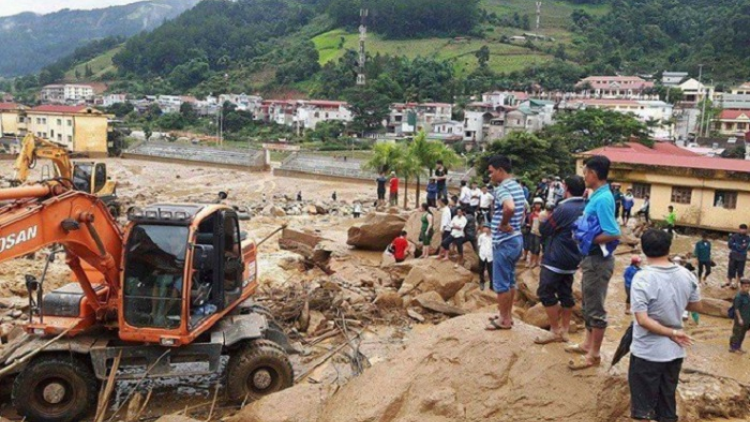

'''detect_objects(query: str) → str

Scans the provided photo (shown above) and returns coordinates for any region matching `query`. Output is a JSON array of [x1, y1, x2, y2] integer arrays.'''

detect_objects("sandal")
[[534, 331, 566, 345], [485, 319, 512, 331], [568, 355, 601, 371], [564, 344, 589, 355]]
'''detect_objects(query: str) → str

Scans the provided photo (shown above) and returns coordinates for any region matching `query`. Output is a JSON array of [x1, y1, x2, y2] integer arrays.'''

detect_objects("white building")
[[296, 100, 352, 130], [102, 94, 128, 107], [219, 93, 263, 114], [559, 98, 674, 140], [40, 84, 94, 104], [576, 76, 655, 99], [661, 72, 688, 87], [386, 103, 453, 136], [678, 78, 715, 104]]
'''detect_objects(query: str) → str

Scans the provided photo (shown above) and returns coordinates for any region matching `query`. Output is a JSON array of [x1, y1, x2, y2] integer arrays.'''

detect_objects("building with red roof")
[[712, 109, 750, 136], [576, 76, 655, 99], [577, 142, 750, 231]]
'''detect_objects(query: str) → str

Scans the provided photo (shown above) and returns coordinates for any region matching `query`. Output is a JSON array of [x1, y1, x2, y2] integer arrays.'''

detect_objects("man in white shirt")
[[437, 198, 453, 261], [446, 207, 467, 268], [469, 182, 482, 214], [479, 184, 494, 226], [477, 223, 493, 291], [459, 181, 471, 209]]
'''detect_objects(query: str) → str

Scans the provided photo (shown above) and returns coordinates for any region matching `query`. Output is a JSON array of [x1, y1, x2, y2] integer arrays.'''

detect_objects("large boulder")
[[404, 208, 442, 254], [229, 384, 332, 422], [397, 260, 473, 301], [347, 212, 408, 251], [227, 314, 750, 422], [522, 303, 551, 329], [701, 284, 736, 302], [698, 298, 731, 319]]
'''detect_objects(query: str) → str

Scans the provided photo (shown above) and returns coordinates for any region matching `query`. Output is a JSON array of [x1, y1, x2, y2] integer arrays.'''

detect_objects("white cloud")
[[0, 0, 145, 17]]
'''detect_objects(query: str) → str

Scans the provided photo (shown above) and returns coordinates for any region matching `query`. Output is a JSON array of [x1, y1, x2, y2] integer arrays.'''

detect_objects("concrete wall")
[[73, 115, 109, 154]]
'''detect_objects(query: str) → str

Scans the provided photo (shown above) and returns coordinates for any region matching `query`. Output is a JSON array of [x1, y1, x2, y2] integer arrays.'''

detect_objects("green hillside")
[[64, 46, 122, 81], [313, 0, 609, 75]]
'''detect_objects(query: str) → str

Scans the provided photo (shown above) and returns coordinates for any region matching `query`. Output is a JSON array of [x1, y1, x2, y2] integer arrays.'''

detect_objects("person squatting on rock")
[[533, 175, 586, 345], [485, 155, 525, 331], [729, 278, 750, 354], [389, 231, 409, 263], [567, 155, 621, 371], [628, 229, 702, 422]]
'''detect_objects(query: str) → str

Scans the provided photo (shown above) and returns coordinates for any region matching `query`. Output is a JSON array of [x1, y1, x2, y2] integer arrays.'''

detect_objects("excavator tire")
[[226, 339, 294, 402], [12, 354, 98, 422]]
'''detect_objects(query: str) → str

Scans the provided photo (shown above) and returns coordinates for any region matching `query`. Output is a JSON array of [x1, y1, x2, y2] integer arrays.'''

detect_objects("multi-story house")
[[40, 84, 95, 104], [386, 103, 453, 136], [576, 76, 655, 99], [296, 100, 352, 130], [712, 109, 750, 137], [24, 105, 110, 155]]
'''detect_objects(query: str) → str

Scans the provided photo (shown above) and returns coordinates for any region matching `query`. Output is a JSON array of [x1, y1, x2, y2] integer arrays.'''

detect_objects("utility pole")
[[701, 80, 712, 138], [357, 9, 368, 86], [536, 2, 542, 31], [696, 64, 704, 138]]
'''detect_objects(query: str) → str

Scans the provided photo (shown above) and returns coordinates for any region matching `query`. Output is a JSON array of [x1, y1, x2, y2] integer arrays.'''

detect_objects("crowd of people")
[[376, 153, 750, 421]]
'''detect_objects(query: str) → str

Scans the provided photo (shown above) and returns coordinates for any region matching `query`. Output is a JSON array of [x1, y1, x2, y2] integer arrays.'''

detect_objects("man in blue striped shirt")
[[486, 155, 526, 330]]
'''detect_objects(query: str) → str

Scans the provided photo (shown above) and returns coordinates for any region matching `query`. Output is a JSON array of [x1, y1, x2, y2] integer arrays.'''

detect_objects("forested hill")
[[573, 0, 750, 82], [0, 0, 200, 77]]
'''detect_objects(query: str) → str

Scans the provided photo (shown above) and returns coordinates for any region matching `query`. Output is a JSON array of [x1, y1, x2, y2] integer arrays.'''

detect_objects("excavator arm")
[[12, 133, 73, 184], [0, 183, 122, 325]]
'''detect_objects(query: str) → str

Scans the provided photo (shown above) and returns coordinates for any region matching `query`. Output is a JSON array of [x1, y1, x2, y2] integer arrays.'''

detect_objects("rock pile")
[[231, 314, 750, 422]]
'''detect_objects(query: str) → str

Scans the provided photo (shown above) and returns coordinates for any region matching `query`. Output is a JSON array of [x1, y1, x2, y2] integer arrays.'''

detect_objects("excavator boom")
[[0, 183, 122, 333], [12, 133, 73, 183]]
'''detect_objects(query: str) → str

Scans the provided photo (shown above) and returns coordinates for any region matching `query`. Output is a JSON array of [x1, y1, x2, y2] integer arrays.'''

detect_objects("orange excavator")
[[0, 180, 293, 422]]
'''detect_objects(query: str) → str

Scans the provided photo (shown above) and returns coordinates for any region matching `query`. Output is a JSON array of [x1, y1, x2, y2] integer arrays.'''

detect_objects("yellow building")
[[24, 105, 110, 156], [577, 142, 750, 232], [0, 103, 26, 136]]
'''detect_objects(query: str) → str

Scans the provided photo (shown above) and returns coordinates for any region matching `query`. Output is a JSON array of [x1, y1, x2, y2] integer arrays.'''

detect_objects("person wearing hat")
[[478, 221, 494, 291], [624, 255, 643, 315]]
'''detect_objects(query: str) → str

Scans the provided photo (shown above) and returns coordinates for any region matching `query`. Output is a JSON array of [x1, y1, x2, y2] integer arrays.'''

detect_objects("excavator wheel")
[[226, 339, 294, 402], [12, 354, 99, 422]]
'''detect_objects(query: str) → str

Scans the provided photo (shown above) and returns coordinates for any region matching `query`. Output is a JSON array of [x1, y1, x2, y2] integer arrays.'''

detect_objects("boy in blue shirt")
[[624, 255, 642, 315]]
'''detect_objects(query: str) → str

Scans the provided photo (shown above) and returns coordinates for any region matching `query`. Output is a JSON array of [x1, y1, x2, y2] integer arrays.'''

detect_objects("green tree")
[[475, 46, 490, 68], [346, 87, 391, 135], [84, 64, 93, 78], [143, 124, 152, 142], [363, 142, 404, 175], [481, 132, 570, 185], [407, 131, 460, 206], [547, 108, 650, 152], [180, 102, 198, 124], [394, 145, 423, 209]]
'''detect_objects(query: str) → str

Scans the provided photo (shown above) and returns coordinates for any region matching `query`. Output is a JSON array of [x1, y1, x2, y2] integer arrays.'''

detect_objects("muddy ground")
[[0, 159, 747, 421]]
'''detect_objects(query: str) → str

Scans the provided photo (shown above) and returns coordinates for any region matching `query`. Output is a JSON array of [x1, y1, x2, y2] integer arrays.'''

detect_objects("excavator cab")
[[120, 204, 252, 345]]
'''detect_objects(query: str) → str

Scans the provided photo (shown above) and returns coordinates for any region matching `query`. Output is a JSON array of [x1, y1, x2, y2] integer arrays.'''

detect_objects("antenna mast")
[[357, 8, 368, 86]]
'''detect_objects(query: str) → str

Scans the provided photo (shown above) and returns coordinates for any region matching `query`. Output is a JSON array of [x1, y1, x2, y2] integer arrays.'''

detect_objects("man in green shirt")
[[665, 205, 677, 237], [694, 233, 712, 283], [730, 279, 750, 353]]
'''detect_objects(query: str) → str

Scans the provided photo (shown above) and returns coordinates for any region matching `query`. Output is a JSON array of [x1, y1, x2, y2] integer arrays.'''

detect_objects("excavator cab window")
[[190, 215, 219, 328], [72, 164, 92, 194], [94, 163, 107, 193], [123, 224, 189, 330], [221, 211, 243, 306]]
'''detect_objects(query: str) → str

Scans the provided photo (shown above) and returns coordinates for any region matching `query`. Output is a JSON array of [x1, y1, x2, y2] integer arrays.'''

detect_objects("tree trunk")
[[403, 176, 409, 210], [415, 175, 421, 208]]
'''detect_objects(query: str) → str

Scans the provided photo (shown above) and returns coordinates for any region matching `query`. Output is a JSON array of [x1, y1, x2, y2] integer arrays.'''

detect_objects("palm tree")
[[407, 131, 462, 206], [362, 142, 403, 174], [393, 144, 423, 209]]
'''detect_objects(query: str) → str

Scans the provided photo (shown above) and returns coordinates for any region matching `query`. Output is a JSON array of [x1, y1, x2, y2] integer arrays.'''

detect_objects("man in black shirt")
[[376, 172, 387, 206], [434, 160, 448, 202]]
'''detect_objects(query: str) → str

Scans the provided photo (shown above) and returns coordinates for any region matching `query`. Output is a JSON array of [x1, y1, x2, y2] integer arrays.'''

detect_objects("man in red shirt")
[[389, 172, 399, 206], [390, 231, 409, 263]]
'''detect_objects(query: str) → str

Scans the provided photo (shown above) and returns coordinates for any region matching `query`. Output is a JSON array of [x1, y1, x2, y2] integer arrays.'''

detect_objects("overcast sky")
[[0, 0, 144, 17]]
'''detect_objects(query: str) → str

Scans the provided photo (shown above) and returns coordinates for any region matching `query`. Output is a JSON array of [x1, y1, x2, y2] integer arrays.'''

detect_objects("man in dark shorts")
[[725, 224, 750, 289], [629, 229, 702, 422], [434, 160, 448, 202], [376, 172, 387, 205], [534, 175, 586, 344]]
